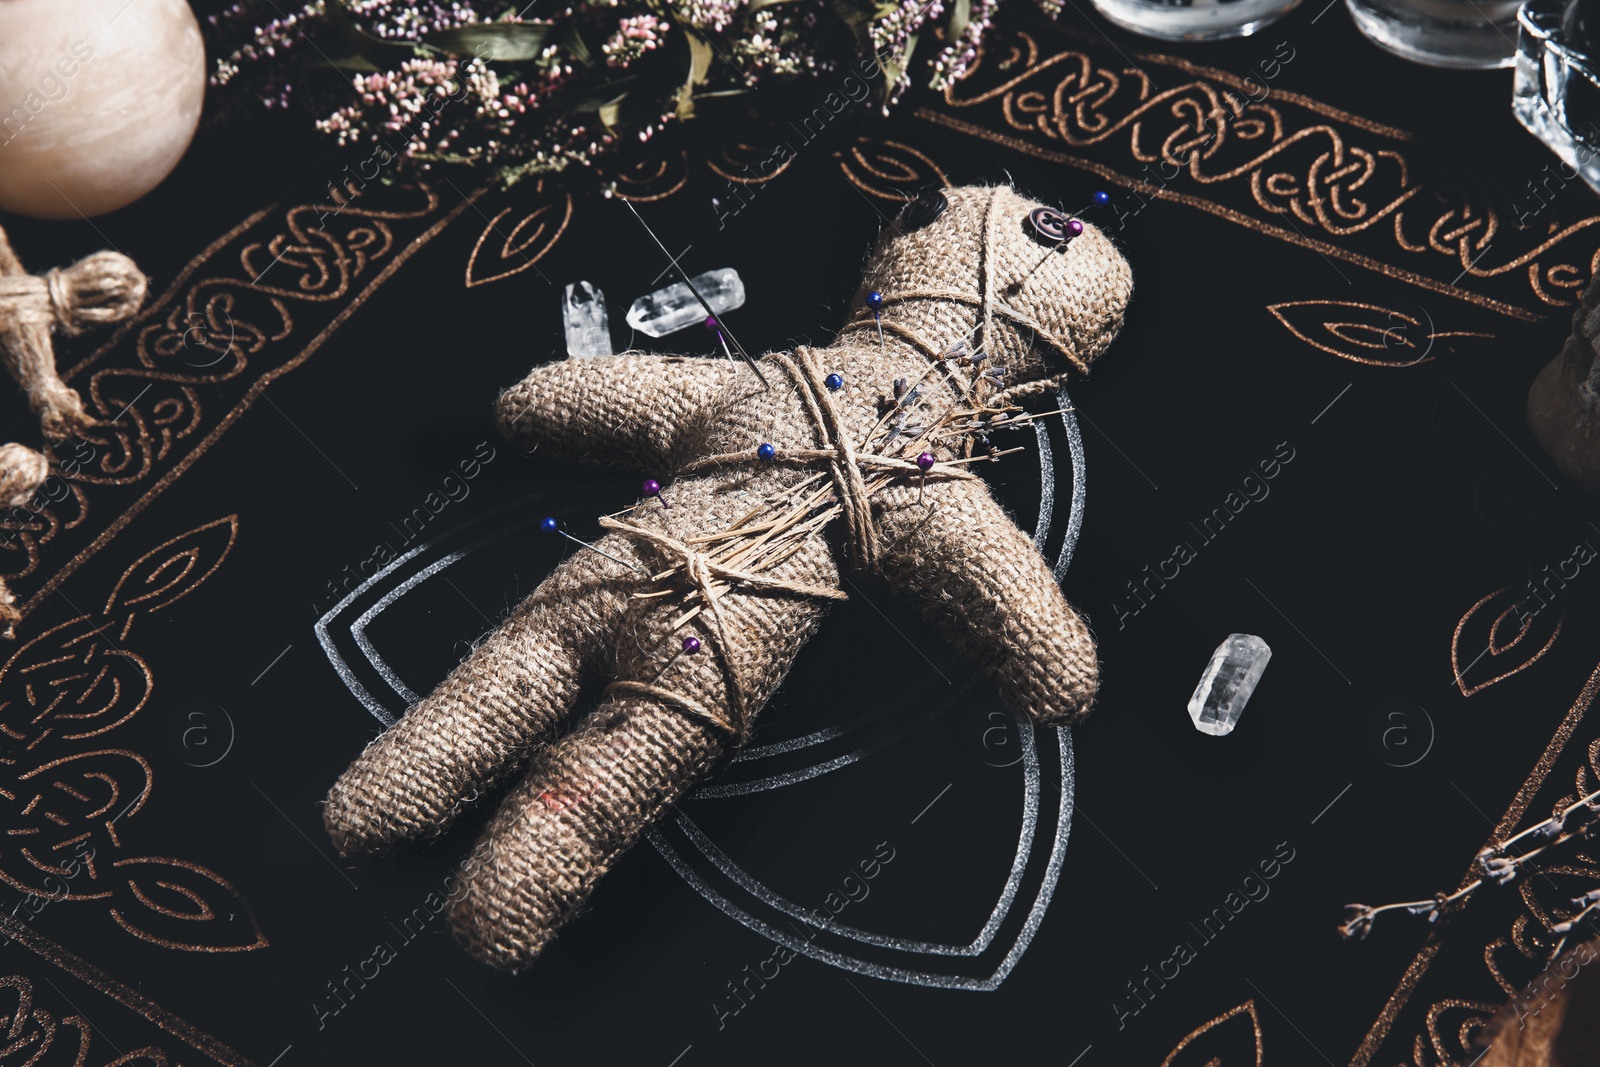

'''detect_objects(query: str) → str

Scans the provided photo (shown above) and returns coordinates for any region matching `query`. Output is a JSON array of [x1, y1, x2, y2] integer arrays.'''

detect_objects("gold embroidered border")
[[918, 29, 1600, 323], [0, 183, 481, 629], [0, 913, 254, 1065]]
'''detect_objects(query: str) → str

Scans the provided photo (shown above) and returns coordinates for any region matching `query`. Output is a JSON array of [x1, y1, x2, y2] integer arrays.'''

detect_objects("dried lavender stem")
[[1490, 786, 1600, 855]]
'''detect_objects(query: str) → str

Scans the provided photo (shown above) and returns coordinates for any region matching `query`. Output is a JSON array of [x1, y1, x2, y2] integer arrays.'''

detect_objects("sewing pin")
[[643, 478, 669, 509], [705, 315, 735, 361], [916, 451, 935, 504], [866, 289, 885, 349], [623, 199, 768, 388], [1021, 216, 1084, 282], [540, 516, 647, 574]]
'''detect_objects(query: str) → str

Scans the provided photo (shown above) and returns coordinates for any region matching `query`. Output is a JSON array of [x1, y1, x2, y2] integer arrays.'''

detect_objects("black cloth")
[[1, 4, 1596, 1064]]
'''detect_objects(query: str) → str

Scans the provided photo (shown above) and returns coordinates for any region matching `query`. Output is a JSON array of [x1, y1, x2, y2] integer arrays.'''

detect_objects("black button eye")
[[1026, 207, 1082, 245], [902, 188, 947, 229]]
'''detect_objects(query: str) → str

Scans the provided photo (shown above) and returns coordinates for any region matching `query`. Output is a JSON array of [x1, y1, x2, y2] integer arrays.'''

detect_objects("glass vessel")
[[1089, 0, 1303, 41], [1344, 0, 1522, 68], [1514, 0, 1600, 196]]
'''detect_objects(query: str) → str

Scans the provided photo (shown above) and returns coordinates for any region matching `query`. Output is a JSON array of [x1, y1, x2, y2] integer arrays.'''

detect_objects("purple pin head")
[[683, 636, 702, 654], [704, 315, 719, 331], [643, 479, 662, 496], [1066, 219, 1084, 238], [916, 452, 936, 473]]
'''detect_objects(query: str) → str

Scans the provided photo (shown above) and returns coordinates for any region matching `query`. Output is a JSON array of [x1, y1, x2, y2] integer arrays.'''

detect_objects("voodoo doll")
[[324, 184, 1134, 971]]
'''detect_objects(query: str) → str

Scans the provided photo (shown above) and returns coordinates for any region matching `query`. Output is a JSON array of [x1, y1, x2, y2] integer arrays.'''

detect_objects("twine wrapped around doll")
[[323, 185, 1133, 973], [0, 226, 147, 631]]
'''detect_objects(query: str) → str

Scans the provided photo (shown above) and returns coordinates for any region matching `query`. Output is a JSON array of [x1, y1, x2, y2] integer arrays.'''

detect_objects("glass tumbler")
[[1344, 0, 1523, 68], [1089, 0, 1304, 41], [1514, 0, 1600, 196]]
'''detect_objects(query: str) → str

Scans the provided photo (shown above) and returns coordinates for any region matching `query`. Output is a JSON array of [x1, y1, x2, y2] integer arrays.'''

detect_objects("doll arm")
[[496, 354, 746, 472], [876, 479, 1099, 725]]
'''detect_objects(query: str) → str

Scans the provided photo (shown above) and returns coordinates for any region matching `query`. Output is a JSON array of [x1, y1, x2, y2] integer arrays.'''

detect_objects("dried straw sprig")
[[1340, 786, 1600, 942]]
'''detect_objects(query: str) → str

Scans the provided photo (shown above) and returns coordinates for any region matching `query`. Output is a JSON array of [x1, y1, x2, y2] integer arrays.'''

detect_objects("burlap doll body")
[[325, 185, 1134, 971], [0, 228, 146, 632]]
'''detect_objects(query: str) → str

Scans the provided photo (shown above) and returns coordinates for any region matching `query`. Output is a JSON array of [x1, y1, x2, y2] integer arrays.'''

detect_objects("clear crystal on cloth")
[[1187, 634, 1271, 737], [625, 268, 746, 337], [562, 281, 612, 357]]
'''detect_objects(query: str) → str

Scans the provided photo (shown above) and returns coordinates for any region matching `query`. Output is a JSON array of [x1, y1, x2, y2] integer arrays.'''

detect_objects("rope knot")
[[0, 232, 147, 446], [41, 252, 147, 335], [775, 348, 882, 571], [44, 269, 76, 335], [598, 513, 847, 746], [681, 549, 714, 596]]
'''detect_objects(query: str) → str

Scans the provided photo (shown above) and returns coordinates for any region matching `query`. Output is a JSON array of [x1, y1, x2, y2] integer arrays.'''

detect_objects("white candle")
[[0, 0, 206, 219]]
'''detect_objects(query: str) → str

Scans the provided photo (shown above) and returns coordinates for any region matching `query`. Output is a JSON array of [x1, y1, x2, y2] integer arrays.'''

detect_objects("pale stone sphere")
[[0, 0, 207, 219]]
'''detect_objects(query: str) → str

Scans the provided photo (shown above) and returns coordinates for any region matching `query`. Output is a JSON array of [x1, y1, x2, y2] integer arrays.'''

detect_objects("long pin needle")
[[541, 516, 648, 574], [623, 199, 769, 388], [553, 529, 647, 574], [564, 531, 646, 572]]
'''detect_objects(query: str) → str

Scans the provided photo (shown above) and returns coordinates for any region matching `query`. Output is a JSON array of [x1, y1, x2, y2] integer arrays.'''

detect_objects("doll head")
[[850, 184, 1132, 386]]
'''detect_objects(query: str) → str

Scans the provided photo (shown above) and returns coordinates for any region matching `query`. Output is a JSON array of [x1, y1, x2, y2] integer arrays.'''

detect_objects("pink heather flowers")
[[205, 0, 1066, 182], [602, 15, 671, 67]]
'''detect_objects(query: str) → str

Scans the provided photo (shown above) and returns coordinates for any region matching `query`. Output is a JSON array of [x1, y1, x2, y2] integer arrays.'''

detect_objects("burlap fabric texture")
[[0, 226, 147, 632], [324, 185, 1134, 972]]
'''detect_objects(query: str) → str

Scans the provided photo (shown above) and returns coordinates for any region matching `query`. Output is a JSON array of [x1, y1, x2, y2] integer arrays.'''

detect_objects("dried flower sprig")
[[1339, 786, 1600, 942], [204, 0, 1068, 184], [1549, 888, 1600, 957]]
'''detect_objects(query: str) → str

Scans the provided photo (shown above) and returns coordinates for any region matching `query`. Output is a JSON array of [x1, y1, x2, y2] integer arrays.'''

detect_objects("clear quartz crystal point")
[[1187, 634, 1272, 737], [562, 281, 612, 357], [625, 268, 746, 337]]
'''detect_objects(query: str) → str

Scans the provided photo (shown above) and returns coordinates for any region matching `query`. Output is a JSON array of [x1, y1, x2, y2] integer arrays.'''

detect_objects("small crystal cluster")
[[204, 0, 1070, 182]]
